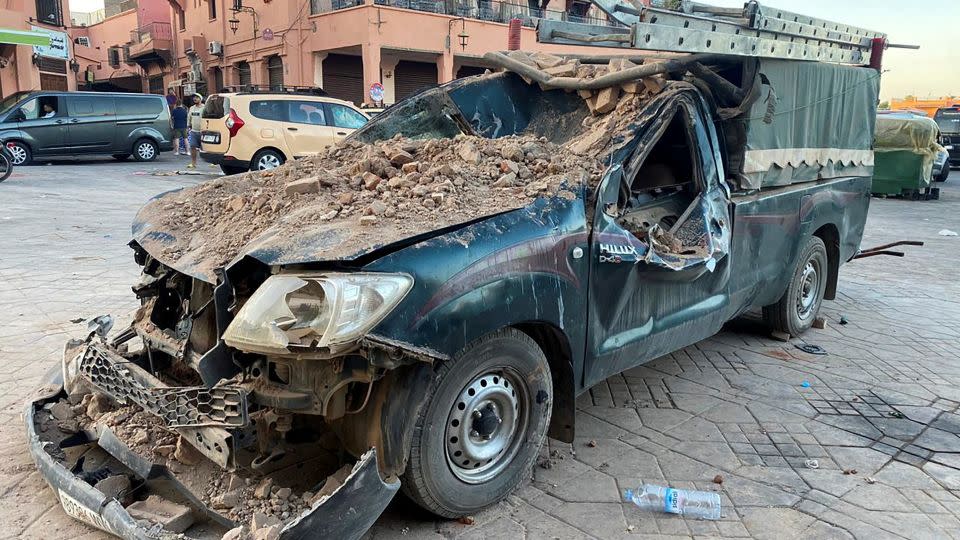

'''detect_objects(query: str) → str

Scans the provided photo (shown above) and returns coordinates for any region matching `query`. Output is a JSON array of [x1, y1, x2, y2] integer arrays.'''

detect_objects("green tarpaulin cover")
[[731, 59, 881, 190], [872, 115, 941, 191]]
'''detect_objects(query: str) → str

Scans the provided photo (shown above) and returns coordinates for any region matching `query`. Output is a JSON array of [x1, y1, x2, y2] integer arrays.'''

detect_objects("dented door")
[[584, 93, 732, 387]]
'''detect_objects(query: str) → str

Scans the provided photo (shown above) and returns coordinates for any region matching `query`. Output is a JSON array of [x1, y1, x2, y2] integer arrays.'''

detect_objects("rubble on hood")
[[143, 134, 605, 276]]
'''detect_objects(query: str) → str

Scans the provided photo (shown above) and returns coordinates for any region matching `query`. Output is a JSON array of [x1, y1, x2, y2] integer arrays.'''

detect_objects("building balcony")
[[309, 0, 619, 28], [127, 22, 173, 66]]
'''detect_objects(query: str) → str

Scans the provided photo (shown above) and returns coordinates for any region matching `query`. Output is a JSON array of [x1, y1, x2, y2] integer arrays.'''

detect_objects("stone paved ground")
[[0, 159, 958, 539]]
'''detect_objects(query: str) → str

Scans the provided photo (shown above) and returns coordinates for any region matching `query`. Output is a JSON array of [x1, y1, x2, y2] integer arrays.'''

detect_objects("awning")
[[0, 28, 51, 47]]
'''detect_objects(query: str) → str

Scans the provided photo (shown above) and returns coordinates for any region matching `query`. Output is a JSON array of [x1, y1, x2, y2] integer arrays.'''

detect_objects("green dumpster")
[[872, 114, 942, 198]]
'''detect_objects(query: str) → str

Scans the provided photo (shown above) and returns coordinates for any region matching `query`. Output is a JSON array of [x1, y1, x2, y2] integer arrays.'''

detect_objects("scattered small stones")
[[842, 469, 858, 475], [587, 440, 598, 448], [839, 315, 849, 325], [457, 516, 475, 525], [712, 474, 724, 485], [812, 317, 827, 329]]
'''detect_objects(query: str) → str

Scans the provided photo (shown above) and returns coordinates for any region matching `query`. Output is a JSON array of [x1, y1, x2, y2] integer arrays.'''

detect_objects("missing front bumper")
[[26, 346, 400, 539]]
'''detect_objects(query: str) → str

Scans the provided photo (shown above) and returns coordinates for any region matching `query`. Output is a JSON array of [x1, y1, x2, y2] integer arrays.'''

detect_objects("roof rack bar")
[[556, 0, 886, 65]]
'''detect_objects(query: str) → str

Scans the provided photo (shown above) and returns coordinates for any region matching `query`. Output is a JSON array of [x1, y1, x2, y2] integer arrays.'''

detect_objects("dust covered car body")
[[26, 53, 879, 539]]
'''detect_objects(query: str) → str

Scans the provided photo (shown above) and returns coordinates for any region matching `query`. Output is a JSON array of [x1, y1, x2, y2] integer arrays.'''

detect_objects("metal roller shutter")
[[394, 60, 437, 101], [322, 54, 363, 106], [267, 56, 283, 89], [237, 62, 251, 86]]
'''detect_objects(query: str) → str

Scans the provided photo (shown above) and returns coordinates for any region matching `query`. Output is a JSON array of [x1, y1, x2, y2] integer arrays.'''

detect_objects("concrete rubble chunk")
[[252, 524, 282, 540], [577, 89, 593, 99], [228, 196, 245, 212], [500, 143, 524, 162], [531, 51, 565, 69], [506, 50, 538, 68], [212, 489, 242, 509], [49, 401, 74, 422], [360, 215, 378, 226], [500, 160, 519, 174], [221, 527, 245, 540], [275, 487, 292, 500], [254, 478, 274, 499], [400, 161, 419, 173], [174, 435, 202, 466], [362, 171, 381, 190], [543, 61, 580, 78], [85, 392, 112, 420], [251, 511, 281, 530], [388, 149, 415, 166], [283, 178, 320, 196], [226, 473, 245, 492], [594, 86, 621, 114], [492, 172, 517, 188], [458, 142, 482, 164], [643, 75, 666, 94], [127, 495, 195, 533], [93, 474, 130, 501]]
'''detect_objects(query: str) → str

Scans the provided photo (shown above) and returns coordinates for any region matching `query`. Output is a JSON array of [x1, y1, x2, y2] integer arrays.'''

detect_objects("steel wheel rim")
[[257, 153, 280, 170], [445, 368, 528, 484], [137, 142, 155, 160], [796, 260, 820, 320], [8, 145, 26, 165]]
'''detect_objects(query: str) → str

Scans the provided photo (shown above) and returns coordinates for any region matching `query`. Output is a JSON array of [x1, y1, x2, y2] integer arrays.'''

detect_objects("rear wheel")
[[251, 149, 284, 171], [220, 164, 246, 175], [133, 139, 158, 162], [764, 236, 828, 337], [0, 152, 11, 182], [402, 328, 552, 518], [112, 153, 130, 161], [6, 141, 30, 165]]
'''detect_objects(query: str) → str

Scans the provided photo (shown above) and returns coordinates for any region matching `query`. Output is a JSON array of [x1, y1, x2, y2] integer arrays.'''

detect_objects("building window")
[[108, 47, 121, 68], [149, 76, 164, 95], [208, 0, 217, 20], [177, 7, 186, 30], [36, 0, 64, 26], [211, 67, 223, 92], [267, 55, 283, 89], [237, 61, 251, 86]]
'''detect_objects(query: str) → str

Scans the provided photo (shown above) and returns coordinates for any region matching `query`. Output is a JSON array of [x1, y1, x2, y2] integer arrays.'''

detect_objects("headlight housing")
[[222, 272, 413, 355]]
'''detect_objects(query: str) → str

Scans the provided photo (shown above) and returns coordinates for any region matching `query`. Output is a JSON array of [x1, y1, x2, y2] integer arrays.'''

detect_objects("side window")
[[328, 104, 367, 129], [16, 98, 40, 120], [67, 96, 114, 117], [17, 96, 61, 120], [116, 97, 162, 116], [249, 100, 285, 121], [287, 101, 326, 125]]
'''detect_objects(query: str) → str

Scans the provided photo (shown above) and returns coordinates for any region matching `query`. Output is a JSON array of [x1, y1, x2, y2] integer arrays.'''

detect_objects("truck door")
[[584, 94, 732, 388], [64, 94, 116, 153]]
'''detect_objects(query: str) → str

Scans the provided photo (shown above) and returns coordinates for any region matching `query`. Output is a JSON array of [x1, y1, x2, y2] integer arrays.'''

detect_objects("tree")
[[878, 101, 890, 110]]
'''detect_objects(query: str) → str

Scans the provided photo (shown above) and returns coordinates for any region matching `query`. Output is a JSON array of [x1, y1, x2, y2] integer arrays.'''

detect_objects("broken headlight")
[[223, 273, 413, 355]]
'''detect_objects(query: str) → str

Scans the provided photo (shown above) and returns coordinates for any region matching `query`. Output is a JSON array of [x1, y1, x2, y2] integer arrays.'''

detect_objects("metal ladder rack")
[[537, 0, 887, 65]]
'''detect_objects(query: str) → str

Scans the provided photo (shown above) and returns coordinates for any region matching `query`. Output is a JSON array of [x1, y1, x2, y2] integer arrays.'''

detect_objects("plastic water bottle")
[[624, 484, 721, 520]]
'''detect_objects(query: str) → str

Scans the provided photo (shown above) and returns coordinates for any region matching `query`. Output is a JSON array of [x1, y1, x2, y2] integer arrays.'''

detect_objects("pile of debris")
[[143, 134, 605, 274], [37, 391, 359, 539]]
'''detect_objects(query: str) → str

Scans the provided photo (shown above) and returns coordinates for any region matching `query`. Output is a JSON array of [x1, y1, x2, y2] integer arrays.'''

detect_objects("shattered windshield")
[[350, 87, 468, 143]]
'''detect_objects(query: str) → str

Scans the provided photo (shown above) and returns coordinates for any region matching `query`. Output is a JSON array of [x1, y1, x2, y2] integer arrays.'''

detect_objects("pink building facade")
[[0, 0, 77, 95]]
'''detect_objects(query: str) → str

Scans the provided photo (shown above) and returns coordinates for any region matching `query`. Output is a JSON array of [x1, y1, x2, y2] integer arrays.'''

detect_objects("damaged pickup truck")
[[26, 48, 880, 538]]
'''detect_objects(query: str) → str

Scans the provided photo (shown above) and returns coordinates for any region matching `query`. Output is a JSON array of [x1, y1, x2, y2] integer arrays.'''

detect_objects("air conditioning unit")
[[74, 36, 91, 47], [208, 41, 223, 56], [186, 70, 200, 83]]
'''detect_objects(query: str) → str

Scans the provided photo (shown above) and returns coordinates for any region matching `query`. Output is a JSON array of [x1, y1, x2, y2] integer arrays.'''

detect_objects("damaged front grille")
[[79, 344, 249, 429]]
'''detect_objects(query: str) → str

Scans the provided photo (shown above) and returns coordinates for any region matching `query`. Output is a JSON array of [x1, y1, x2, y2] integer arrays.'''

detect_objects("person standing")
[[170, 99, 188, 155], [187, 94, 204, 169], [165, 91, 177, 108]]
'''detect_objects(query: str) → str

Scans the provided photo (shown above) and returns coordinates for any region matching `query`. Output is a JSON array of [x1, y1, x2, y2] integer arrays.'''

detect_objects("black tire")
[[0, 152, 11, 182], [112, 153, 131, 161], [764, 235, 828, 337], [132, 139, 159, 162], [402, 328, 552, 518], [6, 141, 30, 165], [935, 166, 949, 182], [220, 164, 246, 175], [250, 149, 284, 171]]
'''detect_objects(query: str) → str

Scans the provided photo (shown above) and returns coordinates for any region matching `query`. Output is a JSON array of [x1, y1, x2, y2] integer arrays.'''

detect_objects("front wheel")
[[133, 139, 158, 162], [764, 235, 828, 337], [402, 328, 552, 518], [6, 141, 30, 165], [220, 164, 246, 175], [0, 152, 11, 182]]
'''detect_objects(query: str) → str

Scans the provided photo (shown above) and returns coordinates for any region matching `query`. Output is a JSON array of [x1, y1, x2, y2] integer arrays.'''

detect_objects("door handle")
[[336, 131, 347, 136], [70, 119, 79, 123], [55, 119, 64, 124], [287, 127, 298, 131]]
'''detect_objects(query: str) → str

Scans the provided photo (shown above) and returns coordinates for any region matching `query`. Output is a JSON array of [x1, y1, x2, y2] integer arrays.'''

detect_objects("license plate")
[[201, 133, 219, 143], [59, 489, 117, 535]]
